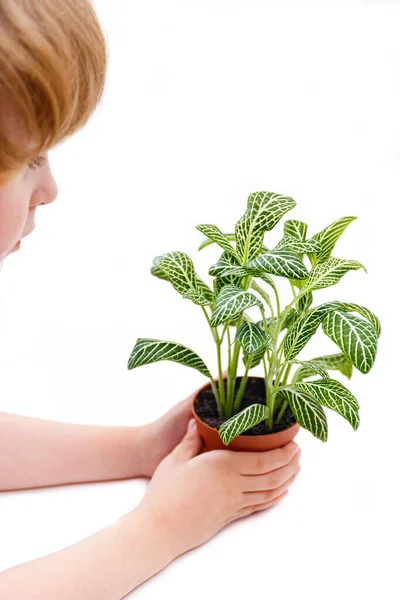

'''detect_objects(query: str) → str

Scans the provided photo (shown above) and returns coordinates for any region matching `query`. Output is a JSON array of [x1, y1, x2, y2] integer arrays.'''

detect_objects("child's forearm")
[[0, 411, 152, 490], [0, 503, 177, 599]]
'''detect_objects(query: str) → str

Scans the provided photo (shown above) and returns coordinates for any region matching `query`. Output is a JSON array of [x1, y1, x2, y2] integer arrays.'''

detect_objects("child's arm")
[[0, 392, 196, 490], [0, 411, 151, 490], [0, 504, 176, 598], [0, 421, 300, 598]]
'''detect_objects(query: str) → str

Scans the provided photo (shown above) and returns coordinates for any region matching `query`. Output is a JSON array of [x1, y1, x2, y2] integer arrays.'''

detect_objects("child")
[[0, 1, 301, 597]]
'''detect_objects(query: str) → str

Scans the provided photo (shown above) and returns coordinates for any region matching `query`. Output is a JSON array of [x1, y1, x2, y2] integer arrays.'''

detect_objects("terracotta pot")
[[191, 377, 300, 452]]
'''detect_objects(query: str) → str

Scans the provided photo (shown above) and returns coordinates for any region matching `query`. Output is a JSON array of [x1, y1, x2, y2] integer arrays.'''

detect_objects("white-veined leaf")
[[183, 289, 212, 306], [235, 322, 275, 354], [194, 276, 214, 302], [128, 338, 211, 377], [151, 259, 169, 281], [292, 353, 353, 382], [305, 258, 364, 291], [198, 233, 236, 251], [275, 235, 322, 255], [283, 301, 346, 360], [281, 308, 298, 330], [243, 344, 267, 368], [310, 216, 357, 262], [339, 303, 381, 338], [246, 249, 309, 280], [298, 291, 313, 314], [257, 316, 278, 339], [209, 258, 249, 278], [289, 360, 330, 380], [235, 192, 296, 262], [276, 387, 328, 441], [210, 285, 262, 327], [258, 273, 276, 289], [284, 219, 308, 240], [196, 224, 240, 261], [154, 252, 197, 295], [218, 403, 268, 446], [322, 310, 378, 374], [153, 252, 212, 305], [212, 251, 246, 296], [293, 380, 360, 431]]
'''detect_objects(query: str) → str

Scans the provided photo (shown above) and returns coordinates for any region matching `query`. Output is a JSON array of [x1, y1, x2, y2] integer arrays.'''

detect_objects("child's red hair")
[[0, 0, 108, 184]]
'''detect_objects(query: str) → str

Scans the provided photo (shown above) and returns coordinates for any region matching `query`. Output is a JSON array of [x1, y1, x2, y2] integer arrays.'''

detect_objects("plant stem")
[[208, 378, 223, 418], [220, 323, 229, 345], [216, 339, 225, 411], [233, 353, 254, 413], [289, 281, 298, 300], [226, 315, 244, 417], [251, 281, 275, 320], [227, 326, 232, 364], [281, 363, 293, 386], [275, 400, 287, 424], [225, 274, 253, 417], [201, 306, 225, 415], [262, 355, 269, 423]]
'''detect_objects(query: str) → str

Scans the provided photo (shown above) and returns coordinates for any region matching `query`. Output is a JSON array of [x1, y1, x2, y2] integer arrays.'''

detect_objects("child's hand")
[[140, 374, 229, 478], [139, 390, 201, 478], [137, 418, 301, 558]]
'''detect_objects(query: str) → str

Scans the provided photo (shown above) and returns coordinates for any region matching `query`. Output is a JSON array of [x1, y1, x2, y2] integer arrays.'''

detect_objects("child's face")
[[0, 151, 58, 263], [0, 96, 59, 264]]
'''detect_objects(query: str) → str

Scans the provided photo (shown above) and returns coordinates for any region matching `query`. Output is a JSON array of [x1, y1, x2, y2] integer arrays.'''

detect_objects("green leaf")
[[339, 303, 381, 338], [243, 344, 267, 368], [212, 252, 246, 296], [235, 322, 275, 354], [154, 251, 197, 295], [275, 235, 322, 255], [305, 258, 364, 291], [257, 316, 278, 338], [151, 258, 169, 281], [128, 338, 211, 377], [298, 291, 313, 314], [292, 353, 353, 382], [284, 219, 308, 240], [283, 301, 346, 360], [209, 258, 249, 279], [182, 289, 212, 306], [289, 360, 330, 380], [235, 191, 296, 262], [322, 310, 378, 374], [246, 249, 309, 280], [194, 276, 214, 302], [281, 308, 298, 330], [198, 233, 236, 252], [210, 285, 262, 327], [293, 380, 360, 431], [276, 388, 328, 441], [153, 251, 212, 306], [310, 216, 357, 262], [196, 224, 240, 261], [218, 403, 268, 446], [258, 273, 276, 289]]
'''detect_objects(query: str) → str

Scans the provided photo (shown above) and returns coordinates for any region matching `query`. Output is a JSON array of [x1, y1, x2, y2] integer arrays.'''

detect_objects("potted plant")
[[127, 191, 381, 452]]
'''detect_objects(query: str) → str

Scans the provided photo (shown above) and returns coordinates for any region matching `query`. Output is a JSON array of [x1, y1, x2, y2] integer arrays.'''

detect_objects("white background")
[[0, 0, 398, 597]]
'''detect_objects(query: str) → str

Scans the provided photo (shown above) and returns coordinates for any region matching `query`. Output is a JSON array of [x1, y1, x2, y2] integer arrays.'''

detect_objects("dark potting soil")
[[194, 377, 296, 435]]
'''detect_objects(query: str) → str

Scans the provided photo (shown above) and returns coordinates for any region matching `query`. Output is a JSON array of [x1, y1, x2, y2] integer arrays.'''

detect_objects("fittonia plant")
[[128, 192, 381, 445]]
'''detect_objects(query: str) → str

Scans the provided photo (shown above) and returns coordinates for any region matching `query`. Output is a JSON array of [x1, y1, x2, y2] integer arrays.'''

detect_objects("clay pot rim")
[[192, 376, 300, 439]]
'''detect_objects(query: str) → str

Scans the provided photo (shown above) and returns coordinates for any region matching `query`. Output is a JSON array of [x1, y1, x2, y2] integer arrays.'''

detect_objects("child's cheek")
[[0, 185, 29, 258]]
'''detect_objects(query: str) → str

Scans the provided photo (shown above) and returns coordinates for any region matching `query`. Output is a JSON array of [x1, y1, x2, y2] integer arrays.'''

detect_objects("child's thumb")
[[172, 418, 202, 462]]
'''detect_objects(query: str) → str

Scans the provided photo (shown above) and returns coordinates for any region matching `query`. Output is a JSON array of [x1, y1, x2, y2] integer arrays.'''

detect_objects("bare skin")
[[0, 418, 300, 598], [0, 393, 202, 490]]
